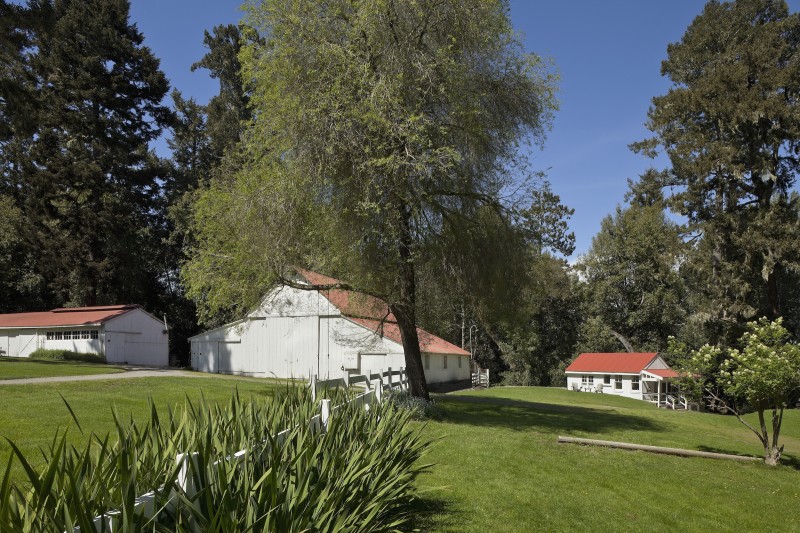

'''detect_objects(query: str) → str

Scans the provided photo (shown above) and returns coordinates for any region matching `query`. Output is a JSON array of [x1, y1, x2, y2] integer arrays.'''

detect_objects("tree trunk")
[[766, 270, 780, 319], [391, 199, 430, 401], [392, 302, 430, 401]]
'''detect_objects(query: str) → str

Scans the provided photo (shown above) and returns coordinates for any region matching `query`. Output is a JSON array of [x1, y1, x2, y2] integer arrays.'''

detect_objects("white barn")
[[189, 270, 471, 383], [565, 352, 680, 404], [0, 305, 169, 366]]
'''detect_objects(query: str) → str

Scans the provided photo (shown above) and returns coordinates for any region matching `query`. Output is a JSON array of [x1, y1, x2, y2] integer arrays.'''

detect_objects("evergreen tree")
[[577, 178, 686, 353], [3, 0, 171, 307], [633, 0, 800, 341]]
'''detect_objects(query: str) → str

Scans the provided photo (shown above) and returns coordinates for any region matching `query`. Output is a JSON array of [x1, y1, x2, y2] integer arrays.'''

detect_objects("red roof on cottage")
[[296, 269, 470, 356], [0, 305, 138, 328], [645, 368, 680, 379], [566, 352, 658, 373]]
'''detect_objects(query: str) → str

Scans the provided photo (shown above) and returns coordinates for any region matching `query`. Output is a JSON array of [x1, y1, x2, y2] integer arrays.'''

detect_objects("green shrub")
[[0, 387, 431, 532], [29, 348, 106, 364], [385, 389, 444, 420]]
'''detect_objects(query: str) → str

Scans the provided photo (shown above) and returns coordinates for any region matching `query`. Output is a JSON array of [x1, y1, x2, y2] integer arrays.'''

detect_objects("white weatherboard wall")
[[0, 308, 168, 366], [566, 373, 643, 399], [103, 309, 169, 366], [190, 286, 470, 383]]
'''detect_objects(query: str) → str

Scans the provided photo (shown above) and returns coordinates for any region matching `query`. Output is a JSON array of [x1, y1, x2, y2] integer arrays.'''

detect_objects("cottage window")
[[46, 332, 54, 340], [614, 376, 622, 390], [458, 357, 462, 369], [443, 356, 448, 369], [604, 375, 610, 385], [81, 331, 90, 339], [90, 330, 99, 339], [632, 376, 640, 391], [72, 331, 80, 339], [581, 375, 594, 385], [424, 354, 430, 370], [54, 331, 63, 340]]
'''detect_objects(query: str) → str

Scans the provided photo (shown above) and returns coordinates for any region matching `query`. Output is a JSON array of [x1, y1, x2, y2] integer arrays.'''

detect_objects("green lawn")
[[0, 375, 286, 482], [412, 386, 800, 532], [0, 357, 125, 380]]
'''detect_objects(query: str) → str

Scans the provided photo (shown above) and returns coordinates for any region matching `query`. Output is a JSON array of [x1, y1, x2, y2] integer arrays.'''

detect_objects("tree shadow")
[[404, 488, 459, 532], [696, 445, 800, 469], [435, 395, 666, 435]]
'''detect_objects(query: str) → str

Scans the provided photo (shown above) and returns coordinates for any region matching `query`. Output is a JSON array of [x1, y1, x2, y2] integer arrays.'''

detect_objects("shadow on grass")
[[405, 490, 458, 532], [696, 445, 800, 469], [437, 395, 666, 435]]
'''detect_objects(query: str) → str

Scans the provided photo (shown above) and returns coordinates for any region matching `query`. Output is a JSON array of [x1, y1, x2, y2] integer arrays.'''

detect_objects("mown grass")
[[412, 386, 800, 533], [0, 376, 284, 483], [0, 357, 124, 380]]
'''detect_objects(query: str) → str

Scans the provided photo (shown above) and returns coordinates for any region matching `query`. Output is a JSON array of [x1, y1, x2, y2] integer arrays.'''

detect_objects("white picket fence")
[[77, 368, 409, 532]]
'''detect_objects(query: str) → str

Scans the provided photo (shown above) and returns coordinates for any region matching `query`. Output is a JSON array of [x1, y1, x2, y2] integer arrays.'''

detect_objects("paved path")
[[0, 367, 206, 385]]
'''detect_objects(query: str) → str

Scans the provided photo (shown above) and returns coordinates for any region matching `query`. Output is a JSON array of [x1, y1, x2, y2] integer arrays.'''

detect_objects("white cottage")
[[189, 270, 471, 384], [565, 352, 680, 405], [0, 305, 169, 366]]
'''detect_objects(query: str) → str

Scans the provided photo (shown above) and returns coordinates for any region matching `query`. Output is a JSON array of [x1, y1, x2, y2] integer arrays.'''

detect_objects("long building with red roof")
[[565, 352, 680, 405], [189, 269, 470, 383], [0, 305, 168, 366]]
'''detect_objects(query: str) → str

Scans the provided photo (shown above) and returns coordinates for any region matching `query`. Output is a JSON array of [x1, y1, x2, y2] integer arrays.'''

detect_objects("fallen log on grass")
[[557, 436, 760, 462]]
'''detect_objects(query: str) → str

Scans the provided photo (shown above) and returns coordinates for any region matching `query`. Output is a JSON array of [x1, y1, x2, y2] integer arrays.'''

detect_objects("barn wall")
[[422, 353, 470, 383], [0, 330, 42, 357], [104, 309, 168, 366], [190, 286, 467, 384]]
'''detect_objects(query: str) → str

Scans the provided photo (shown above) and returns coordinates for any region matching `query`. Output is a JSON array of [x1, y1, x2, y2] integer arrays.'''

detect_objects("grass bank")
[[0, 357, 124, 380], [413, 386, 800, 532]]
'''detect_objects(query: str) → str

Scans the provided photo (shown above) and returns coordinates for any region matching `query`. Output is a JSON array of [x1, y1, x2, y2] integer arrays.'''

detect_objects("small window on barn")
[[614, 376, 622, 390], [424, 354, 430, 370], [604, 375, 610, 385], [90, 330, 99, 339], [632, 376, 640, 391], [443, 356, 448, 369], [54, 331, 63, 340], [458, 356, 462, 369], [81, 331, 90, 339]]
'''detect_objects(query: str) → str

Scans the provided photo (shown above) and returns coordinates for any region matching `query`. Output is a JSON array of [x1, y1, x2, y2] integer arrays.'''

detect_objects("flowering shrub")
[[680, 318, 800, 465]]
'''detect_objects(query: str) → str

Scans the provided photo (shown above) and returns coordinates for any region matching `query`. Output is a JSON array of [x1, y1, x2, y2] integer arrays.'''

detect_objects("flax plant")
[[0, 386, 430, 532]]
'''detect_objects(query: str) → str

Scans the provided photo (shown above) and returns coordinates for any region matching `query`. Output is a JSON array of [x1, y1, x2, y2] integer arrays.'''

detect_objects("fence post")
[[372, 379, 383, 403], [320, 398, 331, 433], [400, 368, 407, 391], [311, 374, 317, 402], [176, 452, 199, 499], [343, 369, 350, 388], [387, 367, 392, 390]]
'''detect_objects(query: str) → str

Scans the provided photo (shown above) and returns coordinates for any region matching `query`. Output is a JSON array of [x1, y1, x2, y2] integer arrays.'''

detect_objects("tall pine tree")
[[9, 0, 171, 307]]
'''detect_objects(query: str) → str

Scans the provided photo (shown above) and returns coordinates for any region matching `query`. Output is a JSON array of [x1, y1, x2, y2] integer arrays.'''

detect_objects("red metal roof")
[[0, 305, 138, 328], [296, 269, 470, 356], [565, 353, 658, 373], [646, 368, 680, 378]]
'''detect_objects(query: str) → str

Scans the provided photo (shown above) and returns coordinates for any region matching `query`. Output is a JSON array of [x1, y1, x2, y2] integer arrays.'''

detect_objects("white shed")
[[0, 305, 169, 366], [189, 270, 471, 384]]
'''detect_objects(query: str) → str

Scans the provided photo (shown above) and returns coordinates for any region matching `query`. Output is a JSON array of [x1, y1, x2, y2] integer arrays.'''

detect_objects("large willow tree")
[[184, 0, 558, 399]]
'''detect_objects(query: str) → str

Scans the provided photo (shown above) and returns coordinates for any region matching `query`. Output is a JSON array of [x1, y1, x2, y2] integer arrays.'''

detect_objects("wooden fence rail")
[[76, 368, 408, 532]]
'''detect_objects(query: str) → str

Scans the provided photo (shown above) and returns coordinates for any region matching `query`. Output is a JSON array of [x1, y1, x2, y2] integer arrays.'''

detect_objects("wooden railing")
[[471, 366, 489, 388], [76, 368, 409, 531]]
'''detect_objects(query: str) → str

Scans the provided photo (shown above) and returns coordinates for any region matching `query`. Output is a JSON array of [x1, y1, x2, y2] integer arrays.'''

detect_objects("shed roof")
[[296, 269, 470, 356], [645, 368, 680, 379], [565, 352, 659, 373], [0, 305, 138, 328]]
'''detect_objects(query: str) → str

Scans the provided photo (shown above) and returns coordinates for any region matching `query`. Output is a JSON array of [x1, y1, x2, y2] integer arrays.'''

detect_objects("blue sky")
[[129, 0, 800, 257]]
